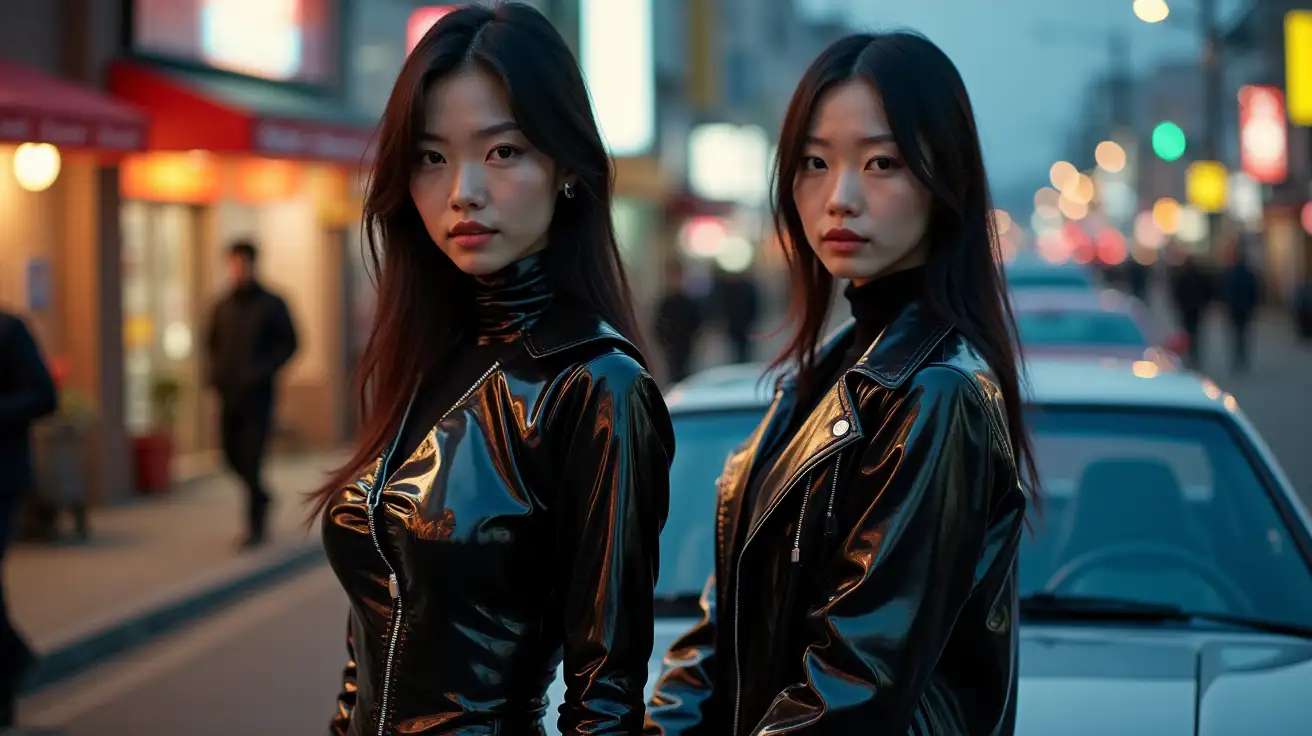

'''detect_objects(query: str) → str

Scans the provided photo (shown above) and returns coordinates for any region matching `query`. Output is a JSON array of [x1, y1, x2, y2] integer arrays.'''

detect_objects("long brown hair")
[[306, 2, 645, 520], [770, 31, 1042, 507]]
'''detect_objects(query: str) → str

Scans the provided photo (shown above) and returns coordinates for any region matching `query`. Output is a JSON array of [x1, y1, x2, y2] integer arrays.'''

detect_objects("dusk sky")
[[802, 0, 1251, 201]]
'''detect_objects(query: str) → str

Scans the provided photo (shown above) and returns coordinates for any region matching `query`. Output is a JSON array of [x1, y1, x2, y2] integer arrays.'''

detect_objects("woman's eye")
[[867, 156, 898, 172], [490, 145, 521, 161], [801, 156, 827, 171], [419, 151, 444, 165]]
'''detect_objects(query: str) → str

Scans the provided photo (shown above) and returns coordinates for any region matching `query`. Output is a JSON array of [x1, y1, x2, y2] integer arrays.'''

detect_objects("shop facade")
[[110, 0, 372, 470], [0, 0, 146, 503]]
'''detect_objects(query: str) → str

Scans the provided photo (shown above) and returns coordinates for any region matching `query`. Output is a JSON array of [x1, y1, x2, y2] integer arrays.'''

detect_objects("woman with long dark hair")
[[647, 31, 1037, 735], [311, 4, 674, 734]]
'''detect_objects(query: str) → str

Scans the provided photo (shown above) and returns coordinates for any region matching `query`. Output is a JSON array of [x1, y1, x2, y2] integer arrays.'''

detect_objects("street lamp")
[[1134, 0, 1170, 24]]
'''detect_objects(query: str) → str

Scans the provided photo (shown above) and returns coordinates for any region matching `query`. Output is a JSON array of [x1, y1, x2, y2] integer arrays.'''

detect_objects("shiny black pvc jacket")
[[322, 304, 674, 735], [646, 301, 1026, 736]]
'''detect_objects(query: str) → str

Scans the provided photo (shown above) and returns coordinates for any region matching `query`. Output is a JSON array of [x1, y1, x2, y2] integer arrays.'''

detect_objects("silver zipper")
[[789, 454, 844, 563], [824, 455, 842, 536], [789, 474, 815, 563], [367, 361, 500, 735], [730, 438, 855, 736]]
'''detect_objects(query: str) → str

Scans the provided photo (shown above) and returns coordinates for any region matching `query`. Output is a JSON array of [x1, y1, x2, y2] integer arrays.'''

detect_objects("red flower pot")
[[133, 433, 173, 494]]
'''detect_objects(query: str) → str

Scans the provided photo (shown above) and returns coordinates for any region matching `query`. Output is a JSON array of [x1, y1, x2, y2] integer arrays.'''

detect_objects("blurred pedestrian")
[[714, 265, 760, 364], [306, 5, 673, 734], [204, 240, 297, 549], [654, 259, 704, 382], [1170, 254, 1214, 370], [1295, 276, 1312, 342], [1221, 245, 1260, 373], [1126, 258, 1150, 303], [0, 308, 56, 728], [648, 30, 1034, 736]]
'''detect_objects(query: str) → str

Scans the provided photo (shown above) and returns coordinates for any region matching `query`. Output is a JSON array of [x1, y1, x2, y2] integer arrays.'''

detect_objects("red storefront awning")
[[108, 61, 376, 165], [0, 60, 147, 151]]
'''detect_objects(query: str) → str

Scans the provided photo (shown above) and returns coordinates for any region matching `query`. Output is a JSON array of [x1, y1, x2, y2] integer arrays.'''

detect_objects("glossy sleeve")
[[644, 573, 720, 735], [329, 615, 359, 735], [751, 366, 1016, 734], [554, 353, 674, 735]]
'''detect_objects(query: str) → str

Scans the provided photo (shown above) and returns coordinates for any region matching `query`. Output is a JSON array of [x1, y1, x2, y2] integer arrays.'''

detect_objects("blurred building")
[[0, 0, 854, 502], [0, 0, 140, 502], [1060, 2, 1312, 303], [1, 0, 372, 502], [1225, 0, 1312, 303]]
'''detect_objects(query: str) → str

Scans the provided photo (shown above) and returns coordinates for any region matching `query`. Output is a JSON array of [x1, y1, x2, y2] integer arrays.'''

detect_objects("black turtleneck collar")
[[842, 265, 926, 356], [471, 251, 553, 344]]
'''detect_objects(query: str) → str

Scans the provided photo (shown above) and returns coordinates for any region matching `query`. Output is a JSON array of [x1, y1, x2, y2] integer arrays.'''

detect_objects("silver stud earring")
[[563, 182, 575, 199]]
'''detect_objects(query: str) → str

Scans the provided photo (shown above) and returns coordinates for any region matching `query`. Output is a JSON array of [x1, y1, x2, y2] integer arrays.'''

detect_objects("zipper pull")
[[825, 513, 837, 536], [388, 573, 400, 599], [790, 547, 800, 563]]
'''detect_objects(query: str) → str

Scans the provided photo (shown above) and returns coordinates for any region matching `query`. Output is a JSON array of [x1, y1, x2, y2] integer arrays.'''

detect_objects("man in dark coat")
[[0, 309, 56, 727], [1222, 247, 1261, 373], [205, 241, 298, 548]]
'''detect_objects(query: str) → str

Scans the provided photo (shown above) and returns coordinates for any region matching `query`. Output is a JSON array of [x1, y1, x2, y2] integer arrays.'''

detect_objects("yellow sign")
[[1289, 11, 1312, 126], [1186, 161, 1228, 213]]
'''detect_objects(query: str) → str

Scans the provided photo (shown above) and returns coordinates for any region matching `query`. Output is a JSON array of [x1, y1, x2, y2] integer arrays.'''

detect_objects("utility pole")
[[1108, 29, 1133, 133], [1199, 0, 1226, 253]]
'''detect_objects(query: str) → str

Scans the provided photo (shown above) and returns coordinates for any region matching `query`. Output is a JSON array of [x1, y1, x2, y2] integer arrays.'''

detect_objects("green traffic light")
[[1152, 121, 1187, 161]]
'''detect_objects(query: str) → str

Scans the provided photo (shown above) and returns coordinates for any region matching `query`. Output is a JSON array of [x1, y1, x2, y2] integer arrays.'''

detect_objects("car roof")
[[1005, 252, 1095, 277], [1010, 288, 1141, 315], [665, 357, 1233, 416]]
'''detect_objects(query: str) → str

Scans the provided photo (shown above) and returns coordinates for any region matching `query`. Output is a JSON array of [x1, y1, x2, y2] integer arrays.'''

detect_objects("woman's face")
[[793, 80, 932, 285], [410, 66, 573, 276]]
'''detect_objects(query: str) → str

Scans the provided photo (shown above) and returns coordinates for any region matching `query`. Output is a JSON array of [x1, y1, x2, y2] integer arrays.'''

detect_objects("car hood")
[[1017, 624, 1312, 736], [543, 620, 1312, 735]]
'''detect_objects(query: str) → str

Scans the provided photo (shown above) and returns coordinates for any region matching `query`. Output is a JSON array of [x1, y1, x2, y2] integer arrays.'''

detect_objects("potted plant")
[[133, 376, 181, 494]]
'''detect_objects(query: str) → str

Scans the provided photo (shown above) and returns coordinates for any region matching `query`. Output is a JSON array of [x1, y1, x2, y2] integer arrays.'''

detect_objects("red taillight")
[[1164, 331, 1190, 354]]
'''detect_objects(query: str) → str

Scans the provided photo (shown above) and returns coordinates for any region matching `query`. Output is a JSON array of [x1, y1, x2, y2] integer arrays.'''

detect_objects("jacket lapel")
[[732, 300, 955, 548]]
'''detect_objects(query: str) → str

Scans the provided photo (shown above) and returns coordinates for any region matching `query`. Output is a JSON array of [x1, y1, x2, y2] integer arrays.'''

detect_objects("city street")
[[8, 305, 1311, 736], [14, 565, 349, 736], [1175, 307, 1312, 507]]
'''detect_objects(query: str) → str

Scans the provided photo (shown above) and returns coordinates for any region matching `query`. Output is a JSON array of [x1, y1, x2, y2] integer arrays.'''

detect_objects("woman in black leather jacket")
[[647, 32, 1039, 735], [310, 5, 674, 734]]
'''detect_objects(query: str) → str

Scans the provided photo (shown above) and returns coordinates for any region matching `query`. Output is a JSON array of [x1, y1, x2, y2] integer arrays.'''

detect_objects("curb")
[[18, 542, 327, 695]]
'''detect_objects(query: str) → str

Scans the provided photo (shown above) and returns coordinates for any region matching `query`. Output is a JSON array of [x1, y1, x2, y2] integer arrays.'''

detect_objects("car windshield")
[[1016, 309, 1147, 347], [1020, 408, 1312, 628], [657, 409, 763, 600], [657, 403, 1312, 629]]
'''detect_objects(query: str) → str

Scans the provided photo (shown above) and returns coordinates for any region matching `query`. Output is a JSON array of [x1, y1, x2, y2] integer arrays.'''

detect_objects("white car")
[[544, 357, 1312, 735]]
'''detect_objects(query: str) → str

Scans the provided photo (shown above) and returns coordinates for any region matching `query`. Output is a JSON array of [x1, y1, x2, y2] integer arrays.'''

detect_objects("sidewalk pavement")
[[8, 451, 346, 693]]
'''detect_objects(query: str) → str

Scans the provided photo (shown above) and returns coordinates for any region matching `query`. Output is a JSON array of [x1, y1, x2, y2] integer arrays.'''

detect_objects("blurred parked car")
[[1011, 287, 1188, 366], [1006, 252, 1098, 291], [546, 357, 1312, 734]]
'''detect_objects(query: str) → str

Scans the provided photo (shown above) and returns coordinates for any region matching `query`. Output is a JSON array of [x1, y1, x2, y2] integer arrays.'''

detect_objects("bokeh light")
[[1058, 194, 1089, 220], [1134, 0, 1170, 24], [1049, 161, 1080, 192], [1095, 141, 1127, 172], [1152, 197, 1182, 235]]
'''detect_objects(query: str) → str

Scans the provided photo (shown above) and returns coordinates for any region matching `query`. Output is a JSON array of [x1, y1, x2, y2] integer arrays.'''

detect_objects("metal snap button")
[[832, 419, 850, 437]]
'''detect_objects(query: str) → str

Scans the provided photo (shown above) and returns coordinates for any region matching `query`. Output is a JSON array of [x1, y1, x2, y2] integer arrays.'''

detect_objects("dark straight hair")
[[770, 30, 1041, 506], [307, 1, 644, 518]]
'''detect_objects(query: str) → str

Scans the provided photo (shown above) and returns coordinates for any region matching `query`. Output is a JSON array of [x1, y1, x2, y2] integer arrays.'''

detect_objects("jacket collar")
[[729, 300, 954, 550], [522, 301, 646, 370], [806, 299, 954, 391]]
